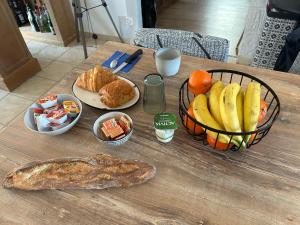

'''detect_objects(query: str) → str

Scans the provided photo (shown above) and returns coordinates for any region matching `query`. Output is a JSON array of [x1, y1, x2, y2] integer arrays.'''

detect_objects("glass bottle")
[[26, 4, 40, 32], [43, 5, 55, 35], [35, 8, 42, 32], [41, 5, 51, 33]]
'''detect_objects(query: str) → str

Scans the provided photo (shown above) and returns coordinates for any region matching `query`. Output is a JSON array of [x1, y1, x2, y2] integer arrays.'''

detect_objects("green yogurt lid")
[[154, 113, 177, 130]]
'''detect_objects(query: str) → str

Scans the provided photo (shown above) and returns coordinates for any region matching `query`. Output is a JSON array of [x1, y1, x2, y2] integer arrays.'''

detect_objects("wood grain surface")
[[0, 41, 300, 225]]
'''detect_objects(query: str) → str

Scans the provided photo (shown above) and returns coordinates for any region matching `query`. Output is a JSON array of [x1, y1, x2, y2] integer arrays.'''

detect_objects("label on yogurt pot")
[[154, 113, 177, 130]]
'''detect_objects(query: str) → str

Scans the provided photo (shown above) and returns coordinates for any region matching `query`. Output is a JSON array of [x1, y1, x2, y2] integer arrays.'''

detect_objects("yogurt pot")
[[154, 113, 177, 143]]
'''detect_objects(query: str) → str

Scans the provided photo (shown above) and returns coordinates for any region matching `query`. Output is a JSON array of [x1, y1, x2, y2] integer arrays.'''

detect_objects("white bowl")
[[92, 112, 133, 146], [24, 94, 82, 136]]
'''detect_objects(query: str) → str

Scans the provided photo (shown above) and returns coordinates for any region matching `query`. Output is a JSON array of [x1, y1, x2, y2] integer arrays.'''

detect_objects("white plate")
[[72, 76, 140, 110]]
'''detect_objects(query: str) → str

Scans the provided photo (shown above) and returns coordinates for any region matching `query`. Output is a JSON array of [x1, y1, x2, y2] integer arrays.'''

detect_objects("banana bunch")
[[192, 80, 261, 150]]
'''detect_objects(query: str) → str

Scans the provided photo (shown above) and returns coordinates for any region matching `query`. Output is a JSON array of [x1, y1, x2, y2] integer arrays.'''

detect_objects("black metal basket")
[[179, 69, 280, 151]]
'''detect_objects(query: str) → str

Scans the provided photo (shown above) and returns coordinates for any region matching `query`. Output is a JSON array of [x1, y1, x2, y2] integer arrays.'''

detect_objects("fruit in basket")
[[248, 133, 256, 144], [258, 99, 268, 123], [208, 80, 224, 128], [192, 94, 239, 146], [219, 83, 246, 149], [183, 107, 204, 134], [207, 135, 233, 151], [236, 89, 244, 131], [188, 70, 212, 95], [244, 82, 261, 143]]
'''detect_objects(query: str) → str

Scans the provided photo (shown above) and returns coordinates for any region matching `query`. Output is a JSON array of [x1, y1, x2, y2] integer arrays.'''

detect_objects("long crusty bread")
[[3, 154, 156, 191]]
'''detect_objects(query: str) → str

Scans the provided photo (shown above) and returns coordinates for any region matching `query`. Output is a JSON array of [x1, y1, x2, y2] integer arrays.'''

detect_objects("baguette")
[[3, 154, 156, 191]]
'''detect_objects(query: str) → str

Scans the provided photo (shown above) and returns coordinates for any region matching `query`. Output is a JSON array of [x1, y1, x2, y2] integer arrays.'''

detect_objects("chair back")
[[133, 28, 229, 62]]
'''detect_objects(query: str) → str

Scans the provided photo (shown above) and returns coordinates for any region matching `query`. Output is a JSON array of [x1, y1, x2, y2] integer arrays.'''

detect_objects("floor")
[[157, 0, 250, 57], [0, 36, 107, 133]]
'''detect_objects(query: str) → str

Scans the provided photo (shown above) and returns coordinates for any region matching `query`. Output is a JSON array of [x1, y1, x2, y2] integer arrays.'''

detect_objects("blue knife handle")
[[125, 49, 143, 64]]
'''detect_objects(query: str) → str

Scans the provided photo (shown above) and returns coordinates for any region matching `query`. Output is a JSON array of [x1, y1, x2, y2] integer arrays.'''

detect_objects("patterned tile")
[[38, 61, 74, 81], [57, 47, 86, 65], [26, 41, 48, 55], [0, 94, 32, 125], [0, 123, 5, 133], [0, 89, 8, 100], [34, 45, 70, 61], [37, 59, 53, 69], [12, 76, 56, 101]]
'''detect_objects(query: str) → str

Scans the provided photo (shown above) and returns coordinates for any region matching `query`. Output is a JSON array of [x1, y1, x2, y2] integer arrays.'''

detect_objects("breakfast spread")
[[154, 113, 177, 143], [33, 95, 80, 132], [99, 79, 135, 108], [99, 115, 131, 140], [75, 65, 136, 108], [2, 154, 156, 191]]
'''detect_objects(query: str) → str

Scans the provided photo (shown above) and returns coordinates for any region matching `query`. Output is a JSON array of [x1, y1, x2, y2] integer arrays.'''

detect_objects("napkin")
[[102, 51, 141, 73]]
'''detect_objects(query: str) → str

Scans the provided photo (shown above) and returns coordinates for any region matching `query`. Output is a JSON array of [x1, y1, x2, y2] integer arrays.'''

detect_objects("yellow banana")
[[244, 82, 261, 143], [236, 89, 244, 131], [208, 80, 224, 128], [193, 94, 238, 146], [219, 83, 246, 149]]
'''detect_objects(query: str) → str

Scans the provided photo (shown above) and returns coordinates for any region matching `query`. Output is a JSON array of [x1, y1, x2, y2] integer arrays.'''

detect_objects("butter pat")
[[154, 113, 177, 143]]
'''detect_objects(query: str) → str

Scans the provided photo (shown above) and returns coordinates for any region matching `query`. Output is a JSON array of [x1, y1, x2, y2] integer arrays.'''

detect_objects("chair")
[[251, 16, 298, 70], [238, 0, 300, 74], [132, 28, 230, 62]]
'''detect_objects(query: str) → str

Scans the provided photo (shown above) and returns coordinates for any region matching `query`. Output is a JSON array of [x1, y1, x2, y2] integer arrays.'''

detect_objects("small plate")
[[72, 76, 140, 110]]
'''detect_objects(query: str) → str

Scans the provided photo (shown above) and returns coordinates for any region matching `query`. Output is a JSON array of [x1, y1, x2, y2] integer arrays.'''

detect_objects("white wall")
[[69, 0, 142, 39]]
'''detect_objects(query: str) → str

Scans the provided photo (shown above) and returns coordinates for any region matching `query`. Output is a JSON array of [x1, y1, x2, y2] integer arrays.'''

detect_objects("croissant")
[[75, 66, 118, 92], [99, 80, 135, 108]]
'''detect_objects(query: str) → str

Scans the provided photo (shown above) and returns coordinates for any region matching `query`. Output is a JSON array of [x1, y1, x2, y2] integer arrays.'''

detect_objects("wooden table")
[[0, 41, 300, 225]]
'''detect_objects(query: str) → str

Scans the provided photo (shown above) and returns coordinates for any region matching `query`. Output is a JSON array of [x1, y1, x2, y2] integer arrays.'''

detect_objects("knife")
[[112, 49, 143, 74]]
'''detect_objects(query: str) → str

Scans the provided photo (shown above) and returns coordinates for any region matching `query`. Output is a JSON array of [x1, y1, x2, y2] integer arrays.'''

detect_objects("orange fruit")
[[183, 107, 204, 135], [249, 133, 257, 144], [188, 70, 212, 95], [258, 99, 268, 123], [207, 135, 232, 151]]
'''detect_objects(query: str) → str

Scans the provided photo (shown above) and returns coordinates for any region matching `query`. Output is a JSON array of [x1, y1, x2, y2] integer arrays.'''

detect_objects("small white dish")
[[24, 94, 82, 136], [92, 112, 133, 146]]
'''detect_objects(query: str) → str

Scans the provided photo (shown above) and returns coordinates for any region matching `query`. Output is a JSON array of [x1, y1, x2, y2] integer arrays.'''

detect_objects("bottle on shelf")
[[34, 8, 43, 32], [26, 4, 40, 32], [7, 0, 29, 27], [44, 5, 56, 35], [41, 5, 51, 33]]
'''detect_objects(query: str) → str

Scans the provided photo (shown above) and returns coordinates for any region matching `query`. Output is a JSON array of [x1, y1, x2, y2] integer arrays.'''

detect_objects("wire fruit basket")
[[179, 69, 280, 151]]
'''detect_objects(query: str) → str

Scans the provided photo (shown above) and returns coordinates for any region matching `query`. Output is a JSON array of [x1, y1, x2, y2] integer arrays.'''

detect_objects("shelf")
[[18, 0, 76, 46]]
